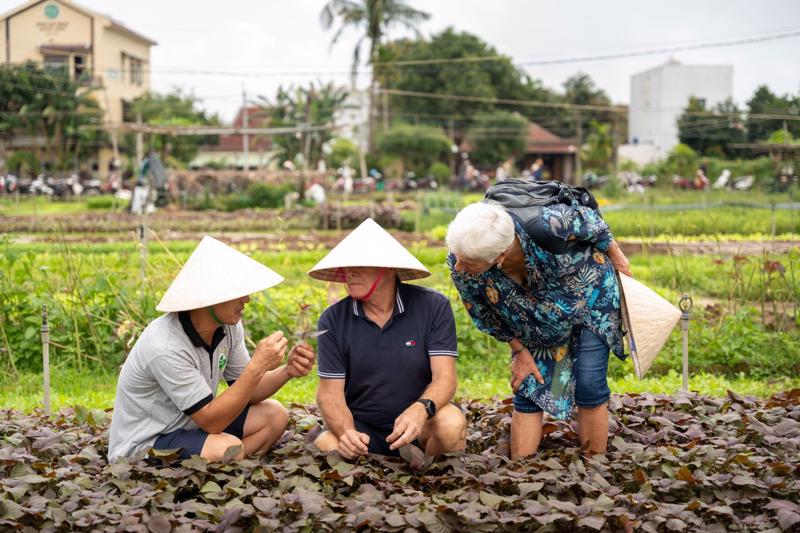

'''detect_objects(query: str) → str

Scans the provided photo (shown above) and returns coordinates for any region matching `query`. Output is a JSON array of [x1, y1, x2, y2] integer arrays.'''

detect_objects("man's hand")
[[606, 241, 632, 277], [386, 402, 428, 450], [510, 347, 543, 392], [337, 429, 370, 459], [252, 331, 288, 373], [286, 344, 315, 378]]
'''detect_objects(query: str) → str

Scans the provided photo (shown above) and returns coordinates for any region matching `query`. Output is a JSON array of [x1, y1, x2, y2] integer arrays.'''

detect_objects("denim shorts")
[[152, 405, 251, 459], [512, 329, 610, 413], [573, 328, 611, 408]]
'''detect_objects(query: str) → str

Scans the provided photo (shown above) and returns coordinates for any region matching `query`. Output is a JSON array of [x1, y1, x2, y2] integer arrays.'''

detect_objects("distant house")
[[0, 0, 156, 177], [189, 106, 278, 170], [518, 122, 578, 183]]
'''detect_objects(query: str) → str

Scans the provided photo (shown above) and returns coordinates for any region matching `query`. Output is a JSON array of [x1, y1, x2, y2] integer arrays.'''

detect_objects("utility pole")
[[135, 111, 144, 171], [242, 86, 249, 172], [574, 110, 583, 184], [382, 89, 389, 132]]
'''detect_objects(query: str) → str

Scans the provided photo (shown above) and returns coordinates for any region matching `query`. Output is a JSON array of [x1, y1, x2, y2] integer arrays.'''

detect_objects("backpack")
[[483, 179, 599, 254]]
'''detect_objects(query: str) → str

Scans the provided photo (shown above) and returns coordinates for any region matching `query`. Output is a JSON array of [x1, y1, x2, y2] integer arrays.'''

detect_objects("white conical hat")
[[617, 273, 682, 379], [308, 218, 430, 282], [156, 236, 284, 312]]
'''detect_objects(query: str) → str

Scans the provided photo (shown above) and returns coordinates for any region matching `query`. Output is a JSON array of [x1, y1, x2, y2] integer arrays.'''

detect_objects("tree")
[[746, 85, 800, 143], [0, 61, 105, 172], [328, 137, 359, 168], [466, 111, 528, 167], [677, 97, 745, 158], [125, 89, 221, 167], [258, 81, 350, 167], [377, 123, 450, 174], [582, 120, 614, 172], [664, 143, 698, 178], [375, 28, 555, 138], [320, 0, 430, 149]]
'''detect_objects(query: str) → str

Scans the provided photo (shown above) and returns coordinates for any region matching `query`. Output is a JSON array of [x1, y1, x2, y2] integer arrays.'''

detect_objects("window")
[[73, 55, 85, 79], [129, 58, 142, 86], [43, 54, 68, 75]]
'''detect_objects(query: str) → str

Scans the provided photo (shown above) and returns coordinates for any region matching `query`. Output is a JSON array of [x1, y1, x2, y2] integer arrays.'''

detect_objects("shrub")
[[428, 162, 451, 183]]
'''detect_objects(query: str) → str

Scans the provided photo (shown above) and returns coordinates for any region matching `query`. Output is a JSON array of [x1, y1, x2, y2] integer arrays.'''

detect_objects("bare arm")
[[249, 344, 315, 403], [317, 378, 369, 458], [386, 356, 458, 450], [191, 331, 287, 434]]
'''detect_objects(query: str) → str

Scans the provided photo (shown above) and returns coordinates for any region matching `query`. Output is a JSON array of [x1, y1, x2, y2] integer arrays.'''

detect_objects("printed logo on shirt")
[[404, 340, 417, 347], [218, 351, 228, 371]]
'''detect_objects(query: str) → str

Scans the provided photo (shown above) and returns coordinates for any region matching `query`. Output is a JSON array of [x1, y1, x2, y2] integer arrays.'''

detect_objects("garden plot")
[[1, 391, 798, 532]]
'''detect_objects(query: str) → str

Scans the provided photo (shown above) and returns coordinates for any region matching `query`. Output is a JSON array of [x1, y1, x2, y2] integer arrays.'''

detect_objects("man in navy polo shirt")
[[308, 219, 466, 457]]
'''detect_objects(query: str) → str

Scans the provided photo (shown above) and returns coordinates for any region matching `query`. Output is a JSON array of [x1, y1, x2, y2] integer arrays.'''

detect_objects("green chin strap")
[[207, 306, 224, 325]]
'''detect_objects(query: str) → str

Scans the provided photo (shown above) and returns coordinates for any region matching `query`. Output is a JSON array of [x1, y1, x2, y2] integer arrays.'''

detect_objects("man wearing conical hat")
[[108, 236, 316, 463], [309, 219, 466, 458]]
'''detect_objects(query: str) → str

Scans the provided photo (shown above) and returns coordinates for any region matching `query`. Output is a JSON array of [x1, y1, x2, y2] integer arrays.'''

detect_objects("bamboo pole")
[[41, 305, 51, 416]]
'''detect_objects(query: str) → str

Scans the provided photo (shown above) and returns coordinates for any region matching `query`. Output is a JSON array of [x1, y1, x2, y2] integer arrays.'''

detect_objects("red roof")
[[207, 106, 273, 152], [525, 123, 576, 154]]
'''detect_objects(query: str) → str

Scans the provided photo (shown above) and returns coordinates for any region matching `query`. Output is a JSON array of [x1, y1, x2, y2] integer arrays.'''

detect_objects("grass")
[[2, 366, 797, 413]]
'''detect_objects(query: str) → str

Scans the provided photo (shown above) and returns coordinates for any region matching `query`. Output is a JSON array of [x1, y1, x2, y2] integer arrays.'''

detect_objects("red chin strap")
[[347, 267, 388, 301]]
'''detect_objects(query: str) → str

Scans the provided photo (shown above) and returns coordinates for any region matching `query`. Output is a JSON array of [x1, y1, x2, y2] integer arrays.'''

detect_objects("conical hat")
[[617, 273, 682, 379], [308, 218, 430, 282], [156, 236, 284, 312]]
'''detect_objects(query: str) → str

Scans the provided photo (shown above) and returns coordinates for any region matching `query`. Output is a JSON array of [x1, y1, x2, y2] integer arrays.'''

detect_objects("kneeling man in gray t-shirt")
[[108, 236, 315, 463]]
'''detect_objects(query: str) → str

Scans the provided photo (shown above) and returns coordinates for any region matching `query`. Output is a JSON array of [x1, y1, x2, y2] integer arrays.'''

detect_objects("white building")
[[333, 88, 370, 152], [627, 59, 733, 159]]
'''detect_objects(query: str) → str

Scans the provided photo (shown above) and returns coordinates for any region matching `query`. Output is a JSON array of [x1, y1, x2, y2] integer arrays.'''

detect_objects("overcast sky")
[[5, 0, 800, 121]]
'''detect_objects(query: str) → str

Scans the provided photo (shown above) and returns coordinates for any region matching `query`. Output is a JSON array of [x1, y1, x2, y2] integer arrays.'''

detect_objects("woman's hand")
[[606, 241, 632, 277], [510, 348, 544, 392]]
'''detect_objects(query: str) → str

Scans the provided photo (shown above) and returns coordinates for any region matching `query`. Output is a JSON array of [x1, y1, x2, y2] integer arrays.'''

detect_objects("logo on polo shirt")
[[405, 340, 416, 347], [218, 351, 228, 371]]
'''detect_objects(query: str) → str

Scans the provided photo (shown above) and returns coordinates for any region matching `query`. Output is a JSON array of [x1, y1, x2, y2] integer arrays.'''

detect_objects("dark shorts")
[[353, 418, 422, 457], [152, 405, 251, 460], [513, 328, 610, 413]]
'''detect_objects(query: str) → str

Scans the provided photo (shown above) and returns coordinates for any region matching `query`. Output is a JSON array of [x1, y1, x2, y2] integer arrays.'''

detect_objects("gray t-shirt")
[[107, 313, 250, 461]]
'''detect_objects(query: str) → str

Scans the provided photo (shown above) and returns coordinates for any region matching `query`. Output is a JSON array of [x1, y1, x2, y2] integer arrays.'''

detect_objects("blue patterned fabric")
[[448, 202, 626, 419]]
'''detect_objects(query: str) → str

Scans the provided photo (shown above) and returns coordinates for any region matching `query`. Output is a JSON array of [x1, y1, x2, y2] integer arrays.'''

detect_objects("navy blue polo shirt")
[[316, 282, 458, 430]]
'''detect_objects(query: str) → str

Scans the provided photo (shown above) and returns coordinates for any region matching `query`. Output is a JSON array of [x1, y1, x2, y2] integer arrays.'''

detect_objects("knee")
[[313, 430, 339, 452], [431, 406, 467, 445], [258, 399, 290, 431], [203, 433, 244, 462]]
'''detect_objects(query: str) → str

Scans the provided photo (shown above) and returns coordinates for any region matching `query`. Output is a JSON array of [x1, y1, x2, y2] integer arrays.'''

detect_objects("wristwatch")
[[417, 398, 436, 419]]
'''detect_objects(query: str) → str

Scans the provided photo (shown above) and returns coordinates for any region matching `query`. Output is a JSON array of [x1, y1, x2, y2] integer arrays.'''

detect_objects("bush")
[[377, 124, 451, 175], [222, 182, 296, 210], [5, 151, 39, 176], [328, 137, 359, 169], [428, 162, 451, 182], [86, 196, 124, 210]]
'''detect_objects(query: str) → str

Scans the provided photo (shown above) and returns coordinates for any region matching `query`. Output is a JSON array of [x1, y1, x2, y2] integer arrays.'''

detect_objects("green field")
[[1, 230, 798, 412]]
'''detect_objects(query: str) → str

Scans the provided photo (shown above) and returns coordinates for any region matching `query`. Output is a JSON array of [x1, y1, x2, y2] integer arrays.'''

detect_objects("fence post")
[[41, 305, 51, 416], [679, 294, 693, 393]]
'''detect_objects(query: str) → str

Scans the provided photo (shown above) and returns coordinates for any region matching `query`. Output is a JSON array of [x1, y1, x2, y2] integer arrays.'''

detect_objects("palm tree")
[[320, 0, 430, 148]]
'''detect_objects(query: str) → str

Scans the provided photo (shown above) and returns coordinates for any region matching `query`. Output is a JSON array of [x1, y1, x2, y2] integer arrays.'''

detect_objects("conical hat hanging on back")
[[308, 218, 430, 282], [156, 236, 284, 312], [617, 273, 682, 379]]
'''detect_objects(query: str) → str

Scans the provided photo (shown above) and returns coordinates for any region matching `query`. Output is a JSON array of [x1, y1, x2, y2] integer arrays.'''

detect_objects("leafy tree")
[[320, 0, 430, 149], [746, 85, 800, 143], [0, 61, 105, 172], [376, 28, 555, 138], [664, 143, 698, 177], [257, 82, 350, 167], [466, 111, 528, 166], [677, 97, 745, 158], [327, 137, 359, 168], [125, 90, 220, 167], [582, 120, 614, 172], [377, 123, 450, 174], [541, 72, 614, 140]]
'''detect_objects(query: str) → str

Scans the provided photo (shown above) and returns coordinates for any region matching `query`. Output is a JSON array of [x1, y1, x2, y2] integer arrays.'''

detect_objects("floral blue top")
[[448, 202, 626, 419]]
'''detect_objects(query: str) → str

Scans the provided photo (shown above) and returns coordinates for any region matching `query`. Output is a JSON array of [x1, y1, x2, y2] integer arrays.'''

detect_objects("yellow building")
[[0, 0, 156, 176]]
